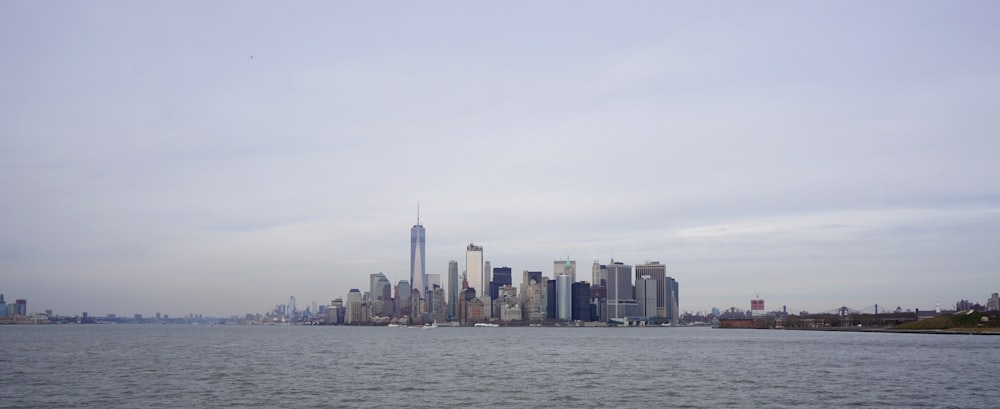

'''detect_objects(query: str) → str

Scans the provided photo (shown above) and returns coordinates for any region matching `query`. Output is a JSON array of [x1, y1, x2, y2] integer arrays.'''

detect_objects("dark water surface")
[[1, 325, 996, 408]]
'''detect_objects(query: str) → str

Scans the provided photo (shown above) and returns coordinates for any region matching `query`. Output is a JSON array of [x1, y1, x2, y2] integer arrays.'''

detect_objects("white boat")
[[422, 322, 438, 329], [474, 323, 499, 327]]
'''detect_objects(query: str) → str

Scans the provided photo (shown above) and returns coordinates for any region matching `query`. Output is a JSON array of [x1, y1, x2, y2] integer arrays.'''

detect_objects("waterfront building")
[[636, 276, 657, 318], [371, 273, 393, 316], [447, 261, 459, 321], [635, 262, 667, 318], [520, 271, 545, 321], [395, 280, 412, 318], [606, 260, 637, 320], [572, 281, 592, 321], [751, 298, 765, 317], [556, 274, 572, 320], [500, 304, 522, 322], [554, 259, 576, 284], [465, 297, 486, 324], [0, 295, 6, 318], [546, 279, 557, 319], [988, 293, 999, 311], [666, 277, 679, 323], [466, 243, 485, 301], [345, 289, 362, 324], [14, 299, 26, 317], [410, 211, 427, 296], [432, 286, 447, 323], [590, 285, 607, 322]]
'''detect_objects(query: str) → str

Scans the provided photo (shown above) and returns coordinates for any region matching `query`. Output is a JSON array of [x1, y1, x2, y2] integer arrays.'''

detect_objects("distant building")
[[447, 261, 459, 321], [13, 299, 26, 316], [395, 280, 412, 318], [592, 261, 607, 287], [751, 299, 765, 317], [556, 274, 572, 321], [988, 293, 1000, 311], [666, 277, 679, 323], [554, 259, 576, 284], [636, 276, 657, 318], [572, 281, 592, 321], [466, 243, 485, 300], [635, 262, 667, 318], [490, 266, 512, 299], [345, 290, 362, 324], [371, 273, 393, 316], [606, 260, 637, 320], [546, 280, 557, 320], [425, 273, 441, 314], [411, 212, 427, 296]]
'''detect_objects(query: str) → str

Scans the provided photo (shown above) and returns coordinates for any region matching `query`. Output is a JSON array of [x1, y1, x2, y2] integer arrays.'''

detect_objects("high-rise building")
[[635, 262, 667, 318], [395, 280, 412, 318], [410, 210, 427, 296], [666, 277, 679, 323], [592, 261, 607, 287], [572, 281, 592, 321], [371, 273, 393, 316], [447, 260, 459, 321], [636, 276, 657, 318], [490, 266, 512, 299], [466, 243, 484, 299], [554, 259, 576, 283], [607, 260, 636, 320], [523, 271, 542, 287], [546, 280, 557, 320], [345, 289, 362, 324], [556, 274, 572, 321]]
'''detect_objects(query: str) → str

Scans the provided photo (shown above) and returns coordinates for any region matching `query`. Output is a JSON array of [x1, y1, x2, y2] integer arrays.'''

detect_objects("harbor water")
[[1, 325, 997, 408]]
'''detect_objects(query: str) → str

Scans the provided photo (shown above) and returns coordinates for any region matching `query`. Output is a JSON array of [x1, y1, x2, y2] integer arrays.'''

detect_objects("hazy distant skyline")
[[2, 2, 998, 317]]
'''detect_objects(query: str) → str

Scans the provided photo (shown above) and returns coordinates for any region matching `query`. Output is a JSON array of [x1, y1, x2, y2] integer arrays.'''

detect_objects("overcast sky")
[[2, 1, 998, 317]]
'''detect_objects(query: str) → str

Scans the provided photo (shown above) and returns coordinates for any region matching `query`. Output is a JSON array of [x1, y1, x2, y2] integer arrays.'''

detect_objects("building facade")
[[466, 243, 484, 299], [410, 218, 427, 297]]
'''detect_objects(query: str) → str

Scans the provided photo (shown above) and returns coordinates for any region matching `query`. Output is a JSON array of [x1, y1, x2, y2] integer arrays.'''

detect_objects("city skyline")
[[2, 2, 999, 317]]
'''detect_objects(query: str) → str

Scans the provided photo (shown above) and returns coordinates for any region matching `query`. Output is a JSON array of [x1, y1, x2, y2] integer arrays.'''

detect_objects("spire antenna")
[[417, 201, 420, 224]]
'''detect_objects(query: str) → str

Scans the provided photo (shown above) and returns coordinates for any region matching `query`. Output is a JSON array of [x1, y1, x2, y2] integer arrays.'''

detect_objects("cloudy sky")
[[2, 1, 998, 317]]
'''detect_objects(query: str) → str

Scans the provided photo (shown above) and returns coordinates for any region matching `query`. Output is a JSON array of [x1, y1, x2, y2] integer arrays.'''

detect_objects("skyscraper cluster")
[[319, 212, 681, 326]]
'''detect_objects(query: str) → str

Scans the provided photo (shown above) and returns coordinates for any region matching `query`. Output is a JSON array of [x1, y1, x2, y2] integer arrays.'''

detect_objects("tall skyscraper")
[[572, 281, 592, 321], [635, 262, 667, 318], [556, 273, 572, 321], [345, 289, 362, 324], [607, 260, 635, 320], [666, 277, 679, 323], [395, 280, 412, 318], [466, 243, 484, 298], [636, 276, 657, 318], [592, 261, 607, 287], [490, 266, 512, 299], [447, 260, 459, 321], [410, 207, 427, 295], [554, 259, 576, 283], [371, 273, 393, 316]]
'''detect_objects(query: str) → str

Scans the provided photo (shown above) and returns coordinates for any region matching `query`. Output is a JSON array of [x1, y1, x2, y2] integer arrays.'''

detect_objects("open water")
[[1, 325, 997, 408]]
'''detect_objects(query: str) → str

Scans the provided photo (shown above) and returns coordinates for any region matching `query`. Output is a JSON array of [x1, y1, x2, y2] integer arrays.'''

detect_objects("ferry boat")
[[473, 323, 499, 327]]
